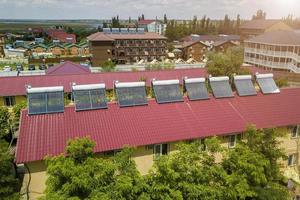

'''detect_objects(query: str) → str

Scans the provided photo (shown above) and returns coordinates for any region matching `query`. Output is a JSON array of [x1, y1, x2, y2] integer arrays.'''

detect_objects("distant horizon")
[[0, 0, 299, 20]]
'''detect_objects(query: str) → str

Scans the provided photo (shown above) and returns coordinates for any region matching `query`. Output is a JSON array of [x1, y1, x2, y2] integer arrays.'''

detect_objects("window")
[[154, 143, 168, 158], [228, 135, 236, 148], [291, 125, 299, 138], [228, 134, 241, 148], [4, 96, 15, 107], [288, 154, 297, 166]]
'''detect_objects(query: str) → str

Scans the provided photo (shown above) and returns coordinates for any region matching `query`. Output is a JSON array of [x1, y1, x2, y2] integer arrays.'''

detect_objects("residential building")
[[15, 75, 300, 199], [244, 30, 300, 73], [63, 43, 81, 56], [174, 34, 240, 61], [138, 19, 166, 35], [30, 43, 48, 54], [48, 43, 66, 56], [212, 40, 239, 52], [239, 19, 293, 40], [87, 28, 167, 66], [47, 29, 76, 43], [174, 40, 210, 62]]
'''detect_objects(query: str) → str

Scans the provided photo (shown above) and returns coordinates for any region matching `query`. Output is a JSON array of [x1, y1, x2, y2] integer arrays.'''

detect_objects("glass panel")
[[74, 90, 92, 110], [47, 92, 64, 113], [234, 79, 257, 96], [116, 86, 147, 107], [90, 89, 107, 109], [153, 84, 183, 103], [257, 78, 279, 94], [28, 93, 47, 114], [154, 144, 161, 158], [210, 81, 233, 98], [185, 82, 209, 100]]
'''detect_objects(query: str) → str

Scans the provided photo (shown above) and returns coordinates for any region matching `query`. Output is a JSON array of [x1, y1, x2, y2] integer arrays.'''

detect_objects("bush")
[[101, 60, 116, 72], [275, 77, 289, 88]]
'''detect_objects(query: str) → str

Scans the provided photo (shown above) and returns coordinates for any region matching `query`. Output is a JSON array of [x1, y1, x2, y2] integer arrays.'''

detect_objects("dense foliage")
[[43, 126, 291, 200], [206, 46, 249, 77], [101, 60, 116, 72], [0, 103, 26, 199]]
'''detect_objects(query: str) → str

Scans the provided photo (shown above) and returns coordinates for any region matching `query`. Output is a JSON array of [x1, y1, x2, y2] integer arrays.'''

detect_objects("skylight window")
[[209, 76, 233, 98], [233, 75, 257, 96], [256, 73, 280, 94], [152, 79, 183, 103], [27, 86, 64, 115], [184, 77, 209, 100], [115, 81, 148, 107], [72, 83, 107, 111]]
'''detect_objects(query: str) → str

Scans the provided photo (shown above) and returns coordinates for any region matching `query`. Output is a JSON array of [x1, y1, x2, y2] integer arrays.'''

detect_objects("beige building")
[[244, 30, 300, 73], [239, 19, 293, 40], [15, 81, 300, 199]]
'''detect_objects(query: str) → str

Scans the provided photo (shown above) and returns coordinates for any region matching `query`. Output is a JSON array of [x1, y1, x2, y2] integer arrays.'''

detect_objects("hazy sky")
[[0, 0, 299, 20]]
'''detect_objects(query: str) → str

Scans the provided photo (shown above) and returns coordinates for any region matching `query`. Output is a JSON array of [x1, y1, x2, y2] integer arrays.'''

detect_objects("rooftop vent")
[[27, 86, 64, 115]]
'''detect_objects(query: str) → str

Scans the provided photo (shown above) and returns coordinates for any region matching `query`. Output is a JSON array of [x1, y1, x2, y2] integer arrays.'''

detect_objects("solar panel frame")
[[184, 78, 209, 100], [152, 79, 184, 104], [115, 82, 148, 107], [256, 73, 280, 94], [72, 83, 107, 111], [209, 76, 233, 98], [233, 75, 257, 97], [27, 86, 64, 115]]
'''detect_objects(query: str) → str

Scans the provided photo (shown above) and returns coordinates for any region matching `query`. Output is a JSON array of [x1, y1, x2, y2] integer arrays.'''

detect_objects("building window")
[[288, 154, 297, 166], [4, 96, 15, 107], [291, 125, 299, 138], [154, 143, 168, 158], [228, 134, 241, 148]]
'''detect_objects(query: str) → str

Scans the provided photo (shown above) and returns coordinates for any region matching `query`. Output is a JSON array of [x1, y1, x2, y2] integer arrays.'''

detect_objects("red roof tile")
[[46, 61, 91, 75], [0, 68, 207, 96], [138, 20, 156, 25], [16, 88, 300, 163]]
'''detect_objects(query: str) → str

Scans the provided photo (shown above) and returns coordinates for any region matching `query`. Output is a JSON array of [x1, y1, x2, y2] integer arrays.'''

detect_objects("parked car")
[[28, 64, 36, 71], [16, 64, 24, 71], [3, 66, 11, 72], [39, 64, 47, 70], [47, 63, 54, 68]]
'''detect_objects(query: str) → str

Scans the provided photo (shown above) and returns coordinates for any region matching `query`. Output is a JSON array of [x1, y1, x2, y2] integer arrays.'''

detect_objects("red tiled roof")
[[16, 88, 300, 163], [138, 20, 156, 25], [87, 32, 167, 41], [240, 19, 283, 30], [47, 29, 76, 43], [46, 61, 91, 75], [0, 68, 207, 96]]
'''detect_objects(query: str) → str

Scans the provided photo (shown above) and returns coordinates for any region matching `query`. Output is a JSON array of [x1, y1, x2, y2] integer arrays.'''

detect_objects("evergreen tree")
[[164, 14, 168, 24], [236, 14, 241, 34]]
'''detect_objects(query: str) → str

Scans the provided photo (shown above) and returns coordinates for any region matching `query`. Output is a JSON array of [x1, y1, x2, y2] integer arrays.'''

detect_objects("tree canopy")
[[42, 126, 291, 200], [206, 46, 249, 77]]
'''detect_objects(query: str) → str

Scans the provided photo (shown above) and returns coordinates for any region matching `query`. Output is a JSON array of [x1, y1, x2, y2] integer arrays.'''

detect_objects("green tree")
[[206, 46, 245, 77], [101, 60, 116, 72], [0, 140, 19, 200], [43, 137, 147, 200], [0, 106, 11, 139]]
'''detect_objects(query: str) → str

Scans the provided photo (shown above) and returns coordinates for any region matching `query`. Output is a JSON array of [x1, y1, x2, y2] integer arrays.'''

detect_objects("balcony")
[[244, 56, 300, 73], [244, 47, 300, 63]]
